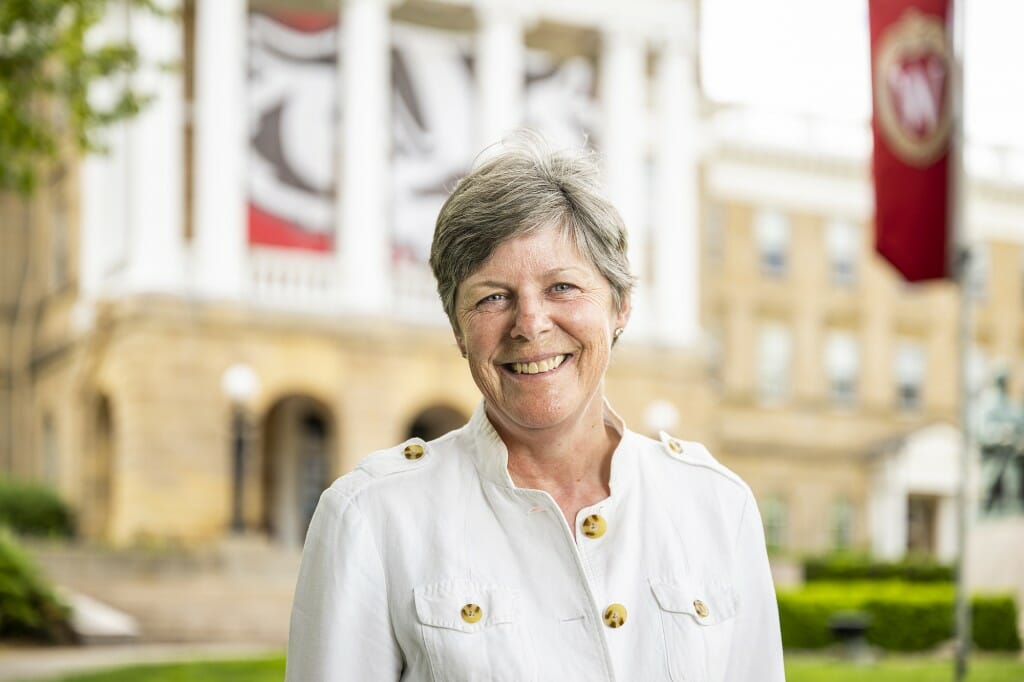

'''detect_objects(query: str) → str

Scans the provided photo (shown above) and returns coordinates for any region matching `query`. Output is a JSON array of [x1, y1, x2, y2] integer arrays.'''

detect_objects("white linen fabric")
[[286, 402, 785, 681]]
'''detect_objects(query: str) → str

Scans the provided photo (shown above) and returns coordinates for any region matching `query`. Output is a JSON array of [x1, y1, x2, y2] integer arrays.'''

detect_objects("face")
[[454, 225, 630, 436]]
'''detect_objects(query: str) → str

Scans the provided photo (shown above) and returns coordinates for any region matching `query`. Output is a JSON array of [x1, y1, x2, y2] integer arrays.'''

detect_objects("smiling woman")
[[285, 132, 785, 682]]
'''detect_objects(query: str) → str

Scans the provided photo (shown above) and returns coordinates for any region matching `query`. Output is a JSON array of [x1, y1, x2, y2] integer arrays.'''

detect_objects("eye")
[[477, 292, 508, 307], [550, 282, 576, 294]]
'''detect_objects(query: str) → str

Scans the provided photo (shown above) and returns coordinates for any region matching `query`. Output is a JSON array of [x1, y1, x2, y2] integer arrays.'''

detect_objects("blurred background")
[[1, 0, 1023, 678]]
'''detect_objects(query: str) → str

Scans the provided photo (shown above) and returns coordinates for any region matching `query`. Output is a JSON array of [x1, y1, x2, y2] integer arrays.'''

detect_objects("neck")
[[487, 395, 620, 513]]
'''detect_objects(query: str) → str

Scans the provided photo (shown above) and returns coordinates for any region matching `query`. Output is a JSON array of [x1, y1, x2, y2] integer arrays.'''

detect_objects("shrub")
[[0, 478, 75, 537], [0, 527, 71, 641], [973, 595, 1023, 651], [803, 553, 953, 583], [778, 581, 1021, 653]]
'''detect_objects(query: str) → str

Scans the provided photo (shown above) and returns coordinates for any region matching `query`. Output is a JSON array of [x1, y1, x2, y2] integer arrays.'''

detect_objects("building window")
[[757, 323, 792, 404], [968, 244, 988, 301], [704, 202, 724, 265], [894, 341, 925, 411], [825, 331, 859, 408], [754, 209, 790, 277], [831, 499, 855, 550], [826, 219, 858, 287], [968, 346, 990, 397], [41, 413, 59, 486], [762, 496, 788, 552], [51, 196, 69, 290]]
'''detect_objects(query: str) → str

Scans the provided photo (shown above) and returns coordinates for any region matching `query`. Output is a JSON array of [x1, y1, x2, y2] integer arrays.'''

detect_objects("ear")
[[615, 291, 632, 331]]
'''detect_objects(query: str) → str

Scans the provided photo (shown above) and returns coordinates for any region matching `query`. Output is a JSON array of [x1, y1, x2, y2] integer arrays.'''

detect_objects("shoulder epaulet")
[[657, 431, 745, 487], [356, 437, 432, 478]]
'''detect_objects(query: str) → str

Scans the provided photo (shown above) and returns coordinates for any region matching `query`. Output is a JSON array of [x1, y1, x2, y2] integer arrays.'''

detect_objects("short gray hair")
[[430, 132, 635, 329]]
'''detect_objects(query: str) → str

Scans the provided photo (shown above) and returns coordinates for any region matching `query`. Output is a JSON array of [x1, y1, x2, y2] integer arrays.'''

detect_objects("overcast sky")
[[700, 0, 1024, 149]]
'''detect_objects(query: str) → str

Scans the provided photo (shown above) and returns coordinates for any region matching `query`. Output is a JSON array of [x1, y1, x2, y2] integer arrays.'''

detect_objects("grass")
[[786, 654, 1024, 682], [38, 653, 1024, 681], [44, 656, 286, 682]]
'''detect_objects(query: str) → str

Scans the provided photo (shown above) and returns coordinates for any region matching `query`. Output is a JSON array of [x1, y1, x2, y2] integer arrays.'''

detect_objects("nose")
[[510, 293, 552, 341]]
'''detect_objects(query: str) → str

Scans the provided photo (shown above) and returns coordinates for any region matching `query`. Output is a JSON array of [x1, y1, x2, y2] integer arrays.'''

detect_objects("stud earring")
[[613, 328, 624, 340]]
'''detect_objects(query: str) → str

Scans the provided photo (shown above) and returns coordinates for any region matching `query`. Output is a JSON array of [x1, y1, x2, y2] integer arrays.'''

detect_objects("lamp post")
[[221, 363, 260, 534], [644, 399, 680, 437]]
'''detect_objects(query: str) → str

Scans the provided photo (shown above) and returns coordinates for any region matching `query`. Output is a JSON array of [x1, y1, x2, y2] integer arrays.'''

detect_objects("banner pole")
[[950, 0, 970, 679]]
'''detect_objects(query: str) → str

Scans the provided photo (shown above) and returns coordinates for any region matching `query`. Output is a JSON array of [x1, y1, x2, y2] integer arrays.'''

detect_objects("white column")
[[652, 34, 699, 347], [125, 0, 185, 294], [474, 1, 524, 150], [338, 0, 391, 314], [600, 27, 650, 336], [193, 0, 248, 300], [80, 4, 131, 303]]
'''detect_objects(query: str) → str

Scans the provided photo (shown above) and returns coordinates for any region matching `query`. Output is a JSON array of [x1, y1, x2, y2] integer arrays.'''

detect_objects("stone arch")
[[260, 394, 336, 547], [405, 403, 468, 442]]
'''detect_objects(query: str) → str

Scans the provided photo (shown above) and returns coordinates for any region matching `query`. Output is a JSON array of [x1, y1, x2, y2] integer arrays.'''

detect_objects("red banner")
[[869, 0, 953, 282]]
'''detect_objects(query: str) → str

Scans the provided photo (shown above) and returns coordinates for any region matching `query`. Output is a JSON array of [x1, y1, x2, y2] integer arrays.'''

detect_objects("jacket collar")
[[467, 400, 635, 494]]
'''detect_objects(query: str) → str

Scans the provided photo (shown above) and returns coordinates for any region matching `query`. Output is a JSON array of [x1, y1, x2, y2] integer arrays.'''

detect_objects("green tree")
[[0, 0, 164, 195]]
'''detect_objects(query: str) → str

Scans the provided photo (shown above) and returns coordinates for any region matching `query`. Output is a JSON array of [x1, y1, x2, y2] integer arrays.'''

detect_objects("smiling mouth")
[[506, 354, 568, 375]]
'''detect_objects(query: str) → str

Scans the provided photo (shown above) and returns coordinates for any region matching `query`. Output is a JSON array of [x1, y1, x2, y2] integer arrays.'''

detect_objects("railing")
[[247, 247, 339, 312], [246, 247, 447, 325]]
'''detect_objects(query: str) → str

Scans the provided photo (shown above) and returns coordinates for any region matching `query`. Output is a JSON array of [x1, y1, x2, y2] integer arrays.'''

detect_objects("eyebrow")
[[463, 267, 588, 291]]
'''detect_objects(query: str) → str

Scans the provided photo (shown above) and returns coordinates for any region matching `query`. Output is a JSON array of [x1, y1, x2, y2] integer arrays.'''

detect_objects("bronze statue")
[[975, 369, 1024, 515]]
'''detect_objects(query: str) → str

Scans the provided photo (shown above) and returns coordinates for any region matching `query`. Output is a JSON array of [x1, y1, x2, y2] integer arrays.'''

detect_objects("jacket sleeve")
[[723, 491, 786, 681], [285, 481, 403, 681]]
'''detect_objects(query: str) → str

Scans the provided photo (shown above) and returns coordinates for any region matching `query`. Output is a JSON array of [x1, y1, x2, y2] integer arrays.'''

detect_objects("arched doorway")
[[406, 404, 467, 442], [261, 396, 334, 547], [81, 394, 114, 539]]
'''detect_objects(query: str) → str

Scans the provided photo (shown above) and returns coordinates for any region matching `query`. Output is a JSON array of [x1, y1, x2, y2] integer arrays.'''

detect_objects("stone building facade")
[[2, 0, 1024, 568]]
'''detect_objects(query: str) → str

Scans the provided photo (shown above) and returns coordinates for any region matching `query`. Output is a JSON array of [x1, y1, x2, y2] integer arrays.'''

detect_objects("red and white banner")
[[869, 0, 954, 282]]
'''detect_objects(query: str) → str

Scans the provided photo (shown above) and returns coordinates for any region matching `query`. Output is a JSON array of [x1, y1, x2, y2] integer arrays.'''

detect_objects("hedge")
[[803, 554, 953, 583], [778, 581, 1021, 652], [0, 527, 71, 641], [0, 478, 75, 537]]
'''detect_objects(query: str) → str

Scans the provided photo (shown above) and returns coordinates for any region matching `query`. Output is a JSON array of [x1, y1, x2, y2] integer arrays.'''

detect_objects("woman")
[[286, 135, 784, 681]]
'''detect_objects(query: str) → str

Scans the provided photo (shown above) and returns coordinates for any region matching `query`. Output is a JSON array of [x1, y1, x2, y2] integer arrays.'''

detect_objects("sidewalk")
[[0, 643, 283, 682]]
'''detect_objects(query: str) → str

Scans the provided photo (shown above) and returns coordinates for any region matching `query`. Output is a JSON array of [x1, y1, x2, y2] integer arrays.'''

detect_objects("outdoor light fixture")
[[644, 399, 680, 436], [221, 363, 260, 534]]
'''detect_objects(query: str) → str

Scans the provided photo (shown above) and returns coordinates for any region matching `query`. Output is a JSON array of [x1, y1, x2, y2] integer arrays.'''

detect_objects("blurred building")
[[2, 0, 1024, 571]]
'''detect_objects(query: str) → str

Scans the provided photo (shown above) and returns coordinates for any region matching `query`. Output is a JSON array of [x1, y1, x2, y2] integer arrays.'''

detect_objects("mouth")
[[503, 354, 569, 376]]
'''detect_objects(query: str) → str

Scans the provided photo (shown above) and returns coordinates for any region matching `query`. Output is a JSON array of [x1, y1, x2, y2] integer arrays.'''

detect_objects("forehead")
[[467, 226, 593, 279]]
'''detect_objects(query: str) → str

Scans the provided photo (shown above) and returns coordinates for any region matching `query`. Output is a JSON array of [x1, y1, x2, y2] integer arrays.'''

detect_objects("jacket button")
[[581, 514, 607, 539], [460, 603, 482, 623], [694, 599, 709, 618], [603, 603, 627, 628], [403, 444, 424, 460]]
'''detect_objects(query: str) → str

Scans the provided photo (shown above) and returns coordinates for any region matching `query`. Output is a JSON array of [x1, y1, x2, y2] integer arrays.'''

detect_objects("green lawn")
[[41, 653, 1024, 681], [786, 655, 1024, 682], [44, 657, 286, 682]]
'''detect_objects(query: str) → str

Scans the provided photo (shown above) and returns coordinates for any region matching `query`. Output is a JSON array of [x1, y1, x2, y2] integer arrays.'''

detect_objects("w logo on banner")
[[875, 8, 952, 168]]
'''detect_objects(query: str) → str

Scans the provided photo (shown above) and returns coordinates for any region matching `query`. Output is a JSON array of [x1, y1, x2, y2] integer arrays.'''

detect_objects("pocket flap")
[[414, 579, 517, 632], [649, 578, 737, 625]]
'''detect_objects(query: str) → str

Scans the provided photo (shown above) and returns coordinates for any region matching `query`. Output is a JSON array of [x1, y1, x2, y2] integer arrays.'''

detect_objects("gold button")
[[581, 514, 607, 539], [403, 444, 424, 460], [668, 440, 682, 454], [694, 599, 709, 618], [460, 603, 482, 623], [603, 603, 627, 628]]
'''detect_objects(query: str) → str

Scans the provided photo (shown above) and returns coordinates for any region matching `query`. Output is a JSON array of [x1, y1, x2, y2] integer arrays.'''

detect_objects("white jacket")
[[286, 402, 785, 681]]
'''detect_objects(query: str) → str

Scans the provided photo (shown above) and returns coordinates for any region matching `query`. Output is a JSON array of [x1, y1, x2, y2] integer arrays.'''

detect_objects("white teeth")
[[512, 354, 566, 375]]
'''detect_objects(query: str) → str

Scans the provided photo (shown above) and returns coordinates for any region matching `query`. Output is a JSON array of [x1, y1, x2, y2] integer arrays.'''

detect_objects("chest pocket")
[[650, 578, 738, 682], [414, 579, 537, 682]]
